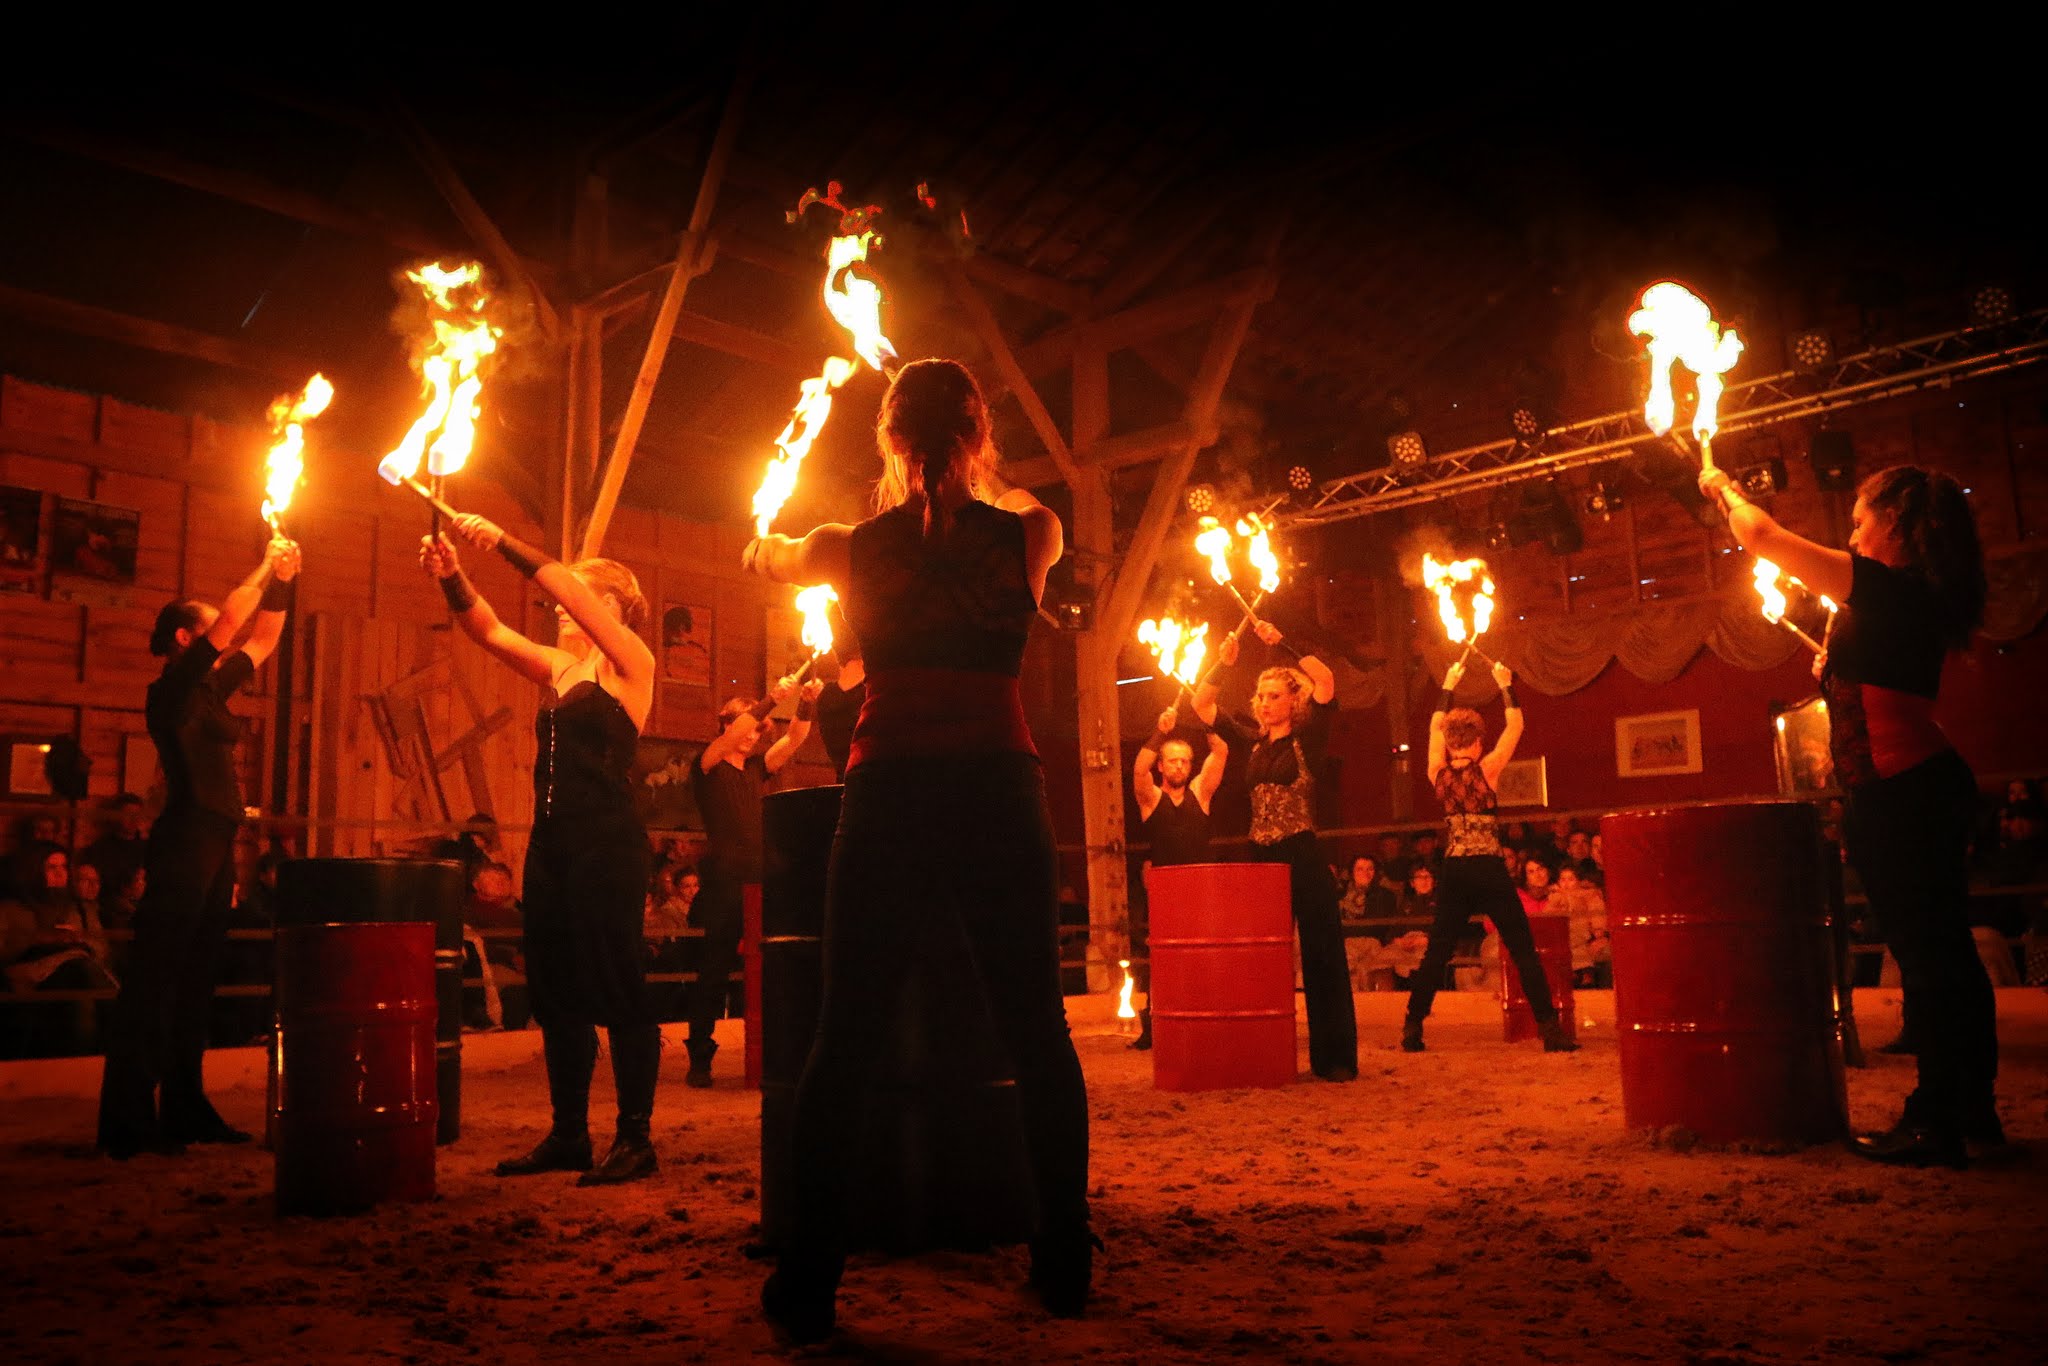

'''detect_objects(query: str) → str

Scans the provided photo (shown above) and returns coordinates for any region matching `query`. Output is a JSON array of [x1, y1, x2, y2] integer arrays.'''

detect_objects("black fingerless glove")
[[1500, 686, 1519, 709], [1145, 728, 1173, 753], [495, 532, 552, 579], [795, 697, 817, 723], [1437, 688, 1456, 713], [260, 577, 295, 612], [748, 695, 778, 723], [440, 571, 479, 613]]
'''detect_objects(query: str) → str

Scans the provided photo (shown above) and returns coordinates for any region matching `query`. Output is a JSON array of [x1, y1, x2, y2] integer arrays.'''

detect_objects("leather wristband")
[[1437, 688, 1456, 712], [1501, 686, 1519, 709], [1145, 729, 1173, 754], [440, 571, 479, 613], [748, 695, 778, 723], [795, 698, 817, 723], [495, 532, 552, 579], [259, 577, 295, 612]]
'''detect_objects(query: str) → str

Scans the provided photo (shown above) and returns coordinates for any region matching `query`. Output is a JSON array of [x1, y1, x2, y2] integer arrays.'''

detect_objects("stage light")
[[1387, 430, 1428, 470], [1970, 284, 2016, 328], [1583, 481, 1625, 520], [1483, 522, 1512, 551], [1737, 458, 1790, 498], [1287, 463, 1315, 493], [1788, 328, 1834, 372], [1509, 405, 1545, 442], [1808, 430, 1856, 491], [1185, 483, 1217, 515]]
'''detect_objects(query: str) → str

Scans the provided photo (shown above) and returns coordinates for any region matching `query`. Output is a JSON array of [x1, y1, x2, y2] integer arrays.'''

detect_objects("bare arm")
[[699, 713, 758, 773], [446, 514, 655, 688], [1192, 631, 1238, 727], [1426, 660, 1463, 784], [743, 524, 854, 589], [1192, 729, 1229, 809], [1700, 468, 1852, 601], [1480, 663, 1523, 787], [204, 537, 292, 656], [995, 488, 1065, 603], [236, 538, 302, 669], [1132, 707, 1170, 819], [420, 534, 565, 686], [1255, 622, 1335, 703], [764, 679, 823, 775]]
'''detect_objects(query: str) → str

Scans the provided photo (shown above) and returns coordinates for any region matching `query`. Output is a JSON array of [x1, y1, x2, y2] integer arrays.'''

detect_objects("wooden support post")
[[579, 64, 751, 560], [944, 259, 1081, 485], [1375, 570, 1417, 822]]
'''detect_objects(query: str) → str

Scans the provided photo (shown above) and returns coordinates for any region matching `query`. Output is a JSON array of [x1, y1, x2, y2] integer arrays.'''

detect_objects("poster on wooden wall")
[[48, 497, 140, 605], [1615, 709, 1704, 778], [1495, 755, 1550, 808], [0, 484, 47, 594], [660, 603, 713, 688], [631, 737, 707, 832]]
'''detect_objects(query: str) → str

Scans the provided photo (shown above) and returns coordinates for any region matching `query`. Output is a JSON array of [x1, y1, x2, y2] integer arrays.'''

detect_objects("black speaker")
[[1809, 431, 1856, 491]]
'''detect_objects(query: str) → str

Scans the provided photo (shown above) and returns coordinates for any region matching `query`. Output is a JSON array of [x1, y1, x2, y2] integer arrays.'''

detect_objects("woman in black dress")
[[422, 516, 661, 1185], [1702, 461, 1995, 1166], [743, 358, 1089, 1342], [97, 535, 300, 1158]]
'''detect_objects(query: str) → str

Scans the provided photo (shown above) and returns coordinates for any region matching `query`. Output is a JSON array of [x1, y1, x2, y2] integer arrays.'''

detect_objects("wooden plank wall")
[[0, 372, 813, 876]]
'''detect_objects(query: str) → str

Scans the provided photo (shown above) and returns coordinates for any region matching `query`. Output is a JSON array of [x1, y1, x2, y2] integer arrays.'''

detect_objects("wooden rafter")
[[945, 260, 1079, 484], [0, 281, 322, 383]]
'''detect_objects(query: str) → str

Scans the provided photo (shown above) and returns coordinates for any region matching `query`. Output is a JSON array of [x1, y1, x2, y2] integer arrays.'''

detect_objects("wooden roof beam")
[[0, 280, 323, 384], [944, 259, 1079, 486]]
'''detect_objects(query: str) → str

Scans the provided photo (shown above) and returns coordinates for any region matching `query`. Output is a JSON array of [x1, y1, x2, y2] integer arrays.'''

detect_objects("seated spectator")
[[1550, 866, 1611, 987], [1563, 829, 1600, 886], [1410, 830, 1442, 876], [3, 844, 116, 1055], [1338, 855, 1398, 930], [1501, 821, 1532, 853], [1517, 857, 1553, 921], [460, 860, 524, 1030], [1501, 844, 1526, 887], [434, 813, 503, 886], [1542, 816, 1578, 865], [1375, 832, 1412, 886], [1373, 867, 1434, 984], [645, 863, 698, 958], [78, 794, 148, 905]]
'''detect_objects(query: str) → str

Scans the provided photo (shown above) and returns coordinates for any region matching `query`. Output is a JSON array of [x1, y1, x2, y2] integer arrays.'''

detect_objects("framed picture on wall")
[[630, 737, 707, 832], [1772, 695, 1834, 796], [1496, 755, 1549, 808], [659, 602, 714, 688], [0, 485, 48, 595], [1615, 709, 1703, 778], [49, 496, 141, 605], [4, 736, 56, 798]]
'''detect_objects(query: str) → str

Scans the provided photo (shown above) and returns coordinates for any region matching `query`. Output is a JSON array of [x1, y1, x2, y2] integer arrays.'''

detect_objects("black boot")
[[580, 1115, 658, 1186], [499, 1023, 597, 1175], [685, 1036, 717, 1089], [1851, 1120, 1967, 1170], [496, 1129, 594, 1176], [1539, 1019, 1580, 1053], [1128, 1008, 1152, 1051], [1400, 1018, 1426, 1053], [1029, 1226, 1104, 1318]]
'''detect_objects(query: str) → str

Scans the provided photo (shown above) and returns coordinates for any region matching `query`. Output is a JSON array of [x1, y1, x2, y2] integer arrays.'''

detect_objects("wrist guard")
[[1500, 686, 1519, 709], [748, 695, 778, 723], [795, 697, 817, 723], [439, 571, 479, 613], [1145, 729, 1173, 754], [495, 532, 552, 579], [1437, 688, 1456, 712], [259, 577, 295, 612]]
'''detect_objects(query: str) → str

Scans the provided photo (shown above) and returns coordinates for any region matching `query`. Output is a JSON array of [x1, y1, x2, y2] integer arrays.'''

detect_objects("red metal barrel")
[[1500, 914, 1575, 1044], [1603, 801, 1848, 1145], [273, 923, 437, 1216], [1147, 862, 1296, 1091]]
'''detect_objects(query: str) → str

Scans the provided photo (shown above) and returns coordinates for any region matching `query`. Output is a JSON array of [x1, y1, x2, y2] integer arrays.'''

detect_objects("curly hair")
[[1857, 465, 1986, 650], [874, 359, 998, 522], [1442, 707, 1485, 751], [567, 557, 648, 634], [1251, 666, 1315, 727]]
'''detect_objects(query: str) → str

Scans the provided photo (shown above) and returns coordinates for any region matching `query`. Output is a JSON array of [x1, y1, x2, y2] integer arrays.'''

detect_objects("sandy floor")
[[3, 988, 2046, 1364]]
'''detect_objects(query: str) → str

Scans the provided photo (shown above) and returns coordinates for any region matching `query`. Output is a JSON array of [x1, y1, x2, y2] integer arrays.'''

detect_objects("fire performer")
[[1401, 659, 1579, 1054], [97, 536, 302, 1158], [1701, 462, 1996, 1166], [687, 674, 821, 1087], [420, 517, 663, 1186], [1194, 624, 1360, 1082], [743, 359, 1091, 1341], [1127, 706, 1228, 1050]]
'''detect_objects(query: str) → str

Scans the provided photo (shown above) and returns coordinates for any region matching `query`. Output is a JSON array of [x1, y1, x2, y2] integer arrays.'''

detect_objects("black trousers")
[[97, 807, 238, 1145], [1250, 832, 1359, 1076], [788, 754, 1089, 1268], [1842, 750, 1997, 1131], [1406, 854, 1559, 1026], [684, 865, 744, 1059]]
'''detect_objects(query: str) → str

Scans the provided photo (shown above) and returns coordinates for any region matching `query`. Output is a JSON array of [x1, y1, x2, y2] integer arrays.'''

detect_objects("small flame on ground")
[[1421, 553, 1497, 645], [1628, 281, 1745, 441], [262, 373, 332, 531], [378, 262, 500, 485], [1236, 512, 1281, 595], [1195, 516, 1234, 586], [795, 583, 839, 657], [1753, 558, 1790, 623], [1117, 960, 1137, 1020], [1137, 615, 1210, 689]]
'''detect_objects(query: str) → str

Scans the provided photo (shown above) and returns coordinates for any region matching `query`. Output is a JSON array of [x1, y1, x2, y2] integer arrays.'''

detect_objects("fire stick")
[[397, 476, 462, 522]]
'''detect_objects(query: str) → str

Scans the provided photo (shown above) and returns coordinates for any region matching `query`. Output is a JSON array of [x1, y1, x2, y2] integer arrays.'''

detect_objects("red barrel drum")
[[1500, 914, 1575, 1044], [1603, 801, 1848, 1145], [1147, 862, 1296, 1091], [273, 923, 438, 1216]]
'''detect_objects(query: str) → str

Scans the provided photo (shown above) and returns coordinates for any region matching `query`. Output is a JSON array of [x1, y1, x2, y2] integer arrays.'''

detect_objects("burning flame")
[[823, 231, 897, 374], [753, 356, 859, 537], [1137, 615, 1210, 690], [262, 373, 332, 531], [1421, 553, 1497, 645], [378, 262, 501, 485], [1235, 512, 1281, 594], [1117, 960, 1137, 1020], [1194, 516, 1234, 586], [1753, 558, 1790, 624], [794, 583, 839, 657], [1628, 281, 1745, 441]]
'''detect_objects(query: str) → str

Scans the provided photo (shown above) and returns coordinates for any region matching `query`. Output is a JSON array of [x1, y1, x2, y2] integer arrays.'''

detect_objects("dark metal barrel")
[[758, 785, 1034, 1254], [274, 859, 466, 1144], [1603, 802, 1849, 1145]]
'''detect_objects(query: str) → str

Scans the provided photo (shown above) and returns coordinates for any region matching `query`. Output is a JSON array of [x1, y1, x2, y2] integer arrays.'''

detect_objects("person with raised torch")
[[1127, 706, 1229, 1050]]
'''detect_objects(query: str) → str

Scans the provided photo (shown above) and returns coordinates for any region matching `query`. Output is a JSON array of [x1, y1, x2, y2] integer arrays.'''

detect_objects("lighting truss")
[[1286, 309, 2048, 526]]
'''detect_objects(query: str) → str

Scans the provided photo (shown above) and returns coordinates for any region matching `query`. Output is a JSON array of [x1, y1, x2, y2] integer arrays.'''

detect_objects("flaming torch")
[[1136, 614, 1210, 703], [1628, 281, 1745, 470], [1194, 516, 1263, 627], [752, 187, 900, 539], [261, 373, 333, 535], [1421, 553, 1499, 666], [1230, 510, 1283, 635], [787, 583, 840, 684], [1753, 558, 1822, 653], [377, 262, 502, 525]]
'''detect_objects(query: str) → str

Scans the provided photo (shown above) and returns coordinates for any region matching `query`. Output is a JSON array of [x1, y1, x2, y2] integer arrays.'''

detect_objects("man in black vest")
[[1128, 706, 1227, 1049]]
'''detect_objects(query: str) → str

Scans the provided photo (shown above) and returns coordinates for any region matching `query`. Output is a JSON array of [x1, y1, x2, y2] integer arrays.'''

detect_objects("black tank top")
[[1141, 791, 1211, 866], [147, 639, 256, 822], [534, 681, 641, 824]]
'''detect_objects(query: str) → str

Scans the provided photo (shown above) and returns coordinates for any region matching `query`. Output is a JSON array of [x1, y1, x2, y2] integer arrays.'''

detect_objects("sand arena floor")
[[3, 988, 2046, 1364]]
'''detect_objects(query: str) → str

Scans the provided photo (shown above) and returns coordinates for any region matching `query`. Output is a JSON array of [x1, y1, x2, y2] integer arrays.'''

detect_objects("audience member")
[[1375, 832, 1412, 886], [1550, 865, 1611, 987], [1410, 830, 1442, 876], [434, 813, 504, 886], [78, 795, 149, 902], [1500, 844, 1525, 886], [1563, 829, 1600, 886], [461, 860, 524, 1030], [3, 844, 116, 1054], [1517, 858, 1552, 920], [1338, 855, 1398, 929]]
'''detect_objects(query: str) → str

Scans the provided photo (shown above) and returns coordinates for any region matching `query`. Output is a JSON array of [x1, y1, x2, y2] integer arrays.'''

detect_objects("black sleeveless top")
[[147, 638, 256, 822], [1434, 760, 1501, 857], [845, 501, 1039, 766], [1141, 791, 1211, 867], [534, 680, 641, 824]]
